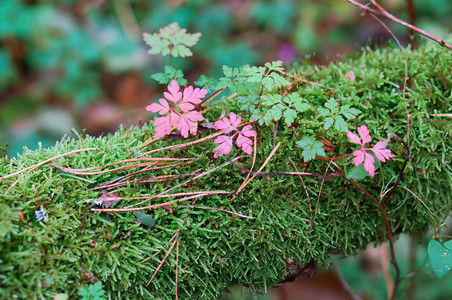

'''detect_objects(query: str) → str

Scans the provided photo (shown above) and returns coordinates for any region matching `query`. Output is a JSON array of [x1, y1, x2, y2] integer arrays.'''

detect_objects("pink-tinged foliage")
[[146, 80, 207, 138], [347, 125, 393, 177], [213, 135, 234, 158], [371, 141, 394, 163], [214, 113, 257, 157], [214, 112, 241, 133]]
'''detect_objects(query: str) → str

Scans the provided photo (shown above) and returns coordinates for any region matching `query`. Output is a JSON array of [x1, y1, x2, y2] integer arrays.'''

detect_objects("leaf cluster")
[[143, 22, 201, 58], [318, 98, 361, 132]]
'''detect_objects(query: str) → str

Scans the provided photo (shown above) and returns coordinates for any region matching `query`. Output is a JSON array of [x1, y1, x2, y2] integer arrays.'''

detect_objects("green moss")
[[1, 42, 451, 299]]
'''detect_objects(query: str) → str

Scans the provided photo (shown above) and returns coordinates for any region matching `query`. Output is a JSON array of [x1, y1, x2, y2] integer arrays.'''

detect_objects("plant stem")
[[316, 153, 353, 160]]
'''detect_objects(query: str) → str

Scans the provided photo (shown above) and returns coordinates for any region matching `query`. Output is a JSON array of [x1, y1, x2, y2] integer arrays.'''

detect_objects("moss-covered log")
[[1, 42, 451, 299]]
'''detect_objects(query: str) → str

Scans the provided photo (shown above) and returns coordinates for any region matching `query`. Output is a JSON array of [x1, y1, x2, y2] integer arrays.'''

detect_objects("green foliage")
[[251, 93, 310, 126], [151, 65, 188, 85], [216, 65, 253, 94], [0, 42, 451, 300], [244, 61, 290, 90], [318, 98, 360, 132], [143, 22, 201, 58], [428, 239, 452, 279], [296, 136, 326, 162], [79, 282, 107, 300]]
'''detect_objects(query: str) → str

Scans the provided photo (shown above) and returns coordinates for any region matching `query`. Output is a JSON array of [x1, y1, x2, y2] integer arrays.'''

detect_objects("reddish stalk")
[[92, 171, 201, 190], [138, 131, 224, 157], [332, 161, 400, 299], [85, 190, 230, 204], [347, 0, 452, 50], [315, 153, 353, 160]]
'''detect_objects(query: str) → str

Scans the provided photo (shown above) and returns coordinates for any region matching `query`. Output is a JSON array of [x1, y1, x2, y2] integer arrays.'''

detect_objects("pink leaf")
[[371, 141, 394, 162], [214, 112, 241, 133], [353, 149, 366, 166], [344, 70, 355, 81], [164, 80, 182, 103], [363, 152, 375, 177], [236, 133, 253, 154], [153, 116, 173, 139], [146, 99, 171, 115], [357, 125, 371, 145], [177, 111, 204, 138], [178, 86, 208, 112], [169, 111, 180, 128], [239, 125, 257, 137], [213, 135, 234, 158], [347, 131, 361, 145]]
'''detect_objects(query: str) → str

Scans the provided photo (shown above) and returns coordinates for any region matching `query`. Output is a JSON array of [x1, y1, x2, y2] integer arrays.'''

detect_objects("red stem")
[[316, 153, 353, 160]]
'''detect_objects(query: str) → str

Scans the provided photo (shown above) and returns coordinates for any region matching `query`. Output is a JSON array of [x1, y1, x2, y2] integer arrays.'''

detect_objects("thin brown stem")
[[347, 0, 452, 50], [231, 136, 257, 202], [146, 229, 180, 287], [382, 133, 410, 207], [138, 131, 224, 157], [0, 148, 100, 181]]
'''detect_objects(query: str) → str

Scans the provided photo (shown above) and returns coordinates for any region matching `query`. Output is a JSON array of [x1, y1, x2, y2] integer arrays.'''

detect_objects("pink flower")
[[213, 112, 257, 157], [146, 80, 207, 139], [347, 125, 394, 177]]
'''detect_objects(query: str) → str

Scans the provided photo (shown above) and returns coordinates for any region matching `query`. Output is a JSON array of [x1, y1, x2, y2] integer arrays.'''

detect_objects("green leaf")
[[428, 239, 452, 279], [334, 115, 348, 132], [151, 66, 187, 85], [264, 60, 285, 72], [324, 117, 334, 130], [244, 65, 265, 82], [133, 211, 155, 227], [264, 104, 284, 123], [324, 99, 339, 113], [318, 107, 330, 117], [79, 282, 106, 300], [285, 94, 310, 112], [262, 73, 290, 90], [296, 136, 326, 162], [283, 108, 297, 126], [340, 105, 361, 119], [143, 23, 201, 58], [261, 94, 282, 106]]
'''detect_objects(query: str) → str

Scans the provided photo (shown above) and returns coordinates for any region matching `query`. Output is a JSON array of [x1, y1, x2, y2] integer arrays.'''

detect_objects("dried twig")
[[138, 132, 224, 157], [0, 148, 100, 181], [231, 135, 257, 202], [146, 229, 180, 287], [51, 160, 194, 176], [91, 191, 234, 212], [278, 70, 334, 90], [347, 0, 452, 50], [232, 142, 281, 198]]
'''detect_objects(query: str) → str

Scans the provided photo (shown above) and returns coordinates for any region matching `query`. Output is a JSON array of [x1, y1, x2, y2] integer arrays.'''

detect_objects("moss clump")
[[1, 42, 451, 299]]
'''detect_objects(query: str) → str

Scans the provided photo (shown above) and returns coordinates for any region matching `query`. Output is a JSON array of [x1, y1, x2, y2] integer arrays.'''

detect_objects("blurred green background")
[[0, 1, 451, 299], [1, 0, 451, 157]]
